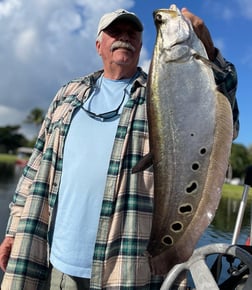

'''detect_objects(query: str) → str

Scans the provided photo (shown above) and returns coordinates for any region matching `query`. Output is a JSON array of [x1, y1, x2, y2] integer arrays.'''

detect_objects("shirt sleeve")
[[5, 85, 65, 237], [5, 80, 85, 237], [6, 133, 45, 236], [212, 49, 240, 139]]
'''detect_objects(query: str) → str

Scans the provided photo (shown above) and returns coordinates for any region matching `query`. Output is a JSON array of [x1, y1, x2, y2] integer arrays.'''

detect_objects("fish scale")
[[135, 5, 233, 275]]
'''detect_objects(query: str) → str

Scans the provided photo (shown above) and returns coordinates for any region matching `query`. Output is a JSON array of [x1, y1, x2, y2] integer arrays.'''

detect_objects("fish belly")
[[146, 6, 233, 274]]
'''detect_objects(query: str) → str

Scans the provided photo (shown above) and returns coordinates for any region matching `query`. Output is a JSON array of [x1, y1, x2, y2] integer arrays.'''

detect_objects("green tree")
[[230, 143, 251, 178], [24, 108, 45, 146], [25, 108, 45, 127], [0, 126, 28, 153], [247, 145, 252, 164]]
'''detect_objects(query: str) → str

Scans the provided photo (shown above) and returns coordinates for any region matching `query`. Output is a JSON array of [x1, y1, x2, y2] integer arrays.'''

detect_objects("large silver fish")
[[134, 5, 233, 274]]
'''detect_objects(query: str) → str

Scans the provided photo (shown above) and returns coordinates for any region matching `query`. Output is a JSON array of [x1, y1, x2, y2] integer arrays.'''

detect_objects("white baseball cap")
[[97, 9, 143, 36]]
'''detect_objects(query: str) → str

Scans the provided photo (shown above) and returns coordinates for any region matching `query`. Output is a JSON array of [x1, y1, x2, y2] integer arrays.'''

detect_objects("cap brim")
[[112, 14, 143, 31]]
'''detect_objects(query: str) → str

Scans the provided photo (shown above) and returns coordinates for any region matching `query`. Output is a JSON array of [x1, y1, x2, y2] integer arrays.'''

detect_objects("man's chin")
[[112, 55, 132, 65]]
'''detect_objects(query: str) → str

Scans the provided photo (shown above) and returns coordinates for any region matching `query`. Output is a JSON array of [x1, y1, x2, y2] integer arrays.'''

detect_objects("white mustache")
[[110, 41, 136, 52]]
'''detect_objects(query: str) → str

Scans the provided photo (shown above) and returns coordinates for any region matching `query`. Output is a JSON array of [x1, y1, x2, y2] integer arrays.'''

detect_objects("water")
[[0, 163, 23, 283], [0, 164, 22, 241], [0, 163, 251, 287]]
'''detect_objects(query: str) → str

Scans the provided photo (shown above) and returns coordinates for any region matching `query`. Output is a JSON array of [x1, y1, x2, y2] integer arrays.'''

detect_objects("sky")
[[0, 0, 251, 147]]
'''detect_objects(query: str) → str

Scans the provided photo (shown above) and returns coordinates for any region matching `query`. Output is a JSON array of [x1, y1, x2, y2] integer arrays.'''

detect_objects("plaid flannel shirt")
[[1, 51, 239, 290]]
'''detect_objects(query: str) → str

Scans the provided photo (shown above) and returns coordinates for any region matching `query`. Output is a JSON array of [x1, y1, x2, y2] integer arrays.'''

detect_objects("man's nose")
[[119, 31, 130, 41]]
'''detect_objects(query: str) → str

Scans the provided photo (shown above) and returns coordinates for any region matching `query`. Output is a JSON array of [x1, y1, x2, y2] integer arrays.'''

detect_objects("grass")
[[222, 183, 252, 200], [0, 153, 17, 164]]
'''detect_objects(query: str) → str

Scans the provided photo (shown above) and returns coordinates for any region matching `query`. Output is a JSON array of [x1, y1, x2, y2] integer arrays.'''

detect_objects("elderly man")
[[0, 7, 239, 290]]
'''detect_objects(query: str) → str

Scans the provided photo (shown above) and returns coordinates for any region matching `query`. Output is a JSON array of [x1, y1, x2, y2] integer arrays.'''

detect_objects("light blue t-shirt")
[[50, 75, 133, 278]]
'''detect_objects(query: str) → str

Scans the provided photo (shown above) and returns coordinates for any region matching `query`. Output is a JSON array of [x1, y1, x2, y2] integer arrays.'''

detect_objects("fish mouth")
[[110, 41, 136, 52]]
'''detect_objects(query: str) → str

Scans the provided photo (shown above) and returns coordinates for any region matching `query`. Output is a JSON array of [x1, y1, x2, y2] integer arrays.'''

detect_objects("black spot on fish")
[[171, 222, 183, 232], [162, 235, 173, 246], [186, 181, 198, 194], [179, 204, 193, 214], [200, 147, 207, 155], [192, 162, 199, 171]]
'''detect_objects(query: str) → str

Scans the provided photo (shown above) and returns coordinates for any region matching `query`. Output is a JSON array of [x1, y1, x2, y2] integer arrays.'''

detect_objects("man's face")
[[96, 20, 142, 70]]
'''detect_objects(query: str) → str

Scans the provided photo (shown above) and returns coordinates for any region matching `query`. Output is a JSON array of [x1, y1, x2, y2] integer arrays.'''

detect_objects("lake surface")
[[0, 163, 251, 287]]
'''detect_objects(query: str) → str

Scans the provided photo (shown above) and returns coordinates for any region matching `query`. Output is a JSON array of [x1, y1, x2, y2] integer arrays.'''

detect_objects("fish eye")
[[155, 13, 163, 24]]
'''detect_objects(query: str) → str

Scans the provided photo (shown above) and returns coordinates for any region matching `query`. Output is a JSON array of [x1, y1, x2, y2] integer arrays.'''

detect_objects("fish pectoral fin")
[[132, 152, 153, 173], [192, 53, 225, 74]]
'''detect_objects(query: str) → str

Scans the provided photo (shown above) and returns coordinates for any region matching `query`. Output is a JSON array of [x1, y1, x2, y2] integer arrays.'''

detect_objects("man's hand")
[[0, 237, 14, 272], [181, 8, 216, 61]]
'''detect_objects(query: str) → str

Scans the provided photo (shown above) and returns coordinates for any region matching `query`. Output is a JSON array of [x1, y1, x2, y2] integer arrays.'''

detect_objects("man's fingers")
[[0, 237, 14, 272]]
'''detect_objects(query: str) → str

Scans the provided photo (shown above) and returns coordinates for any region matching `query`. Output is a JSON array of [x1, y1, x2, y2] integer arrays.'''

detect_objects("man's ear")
[[96, 40, 101, 56]]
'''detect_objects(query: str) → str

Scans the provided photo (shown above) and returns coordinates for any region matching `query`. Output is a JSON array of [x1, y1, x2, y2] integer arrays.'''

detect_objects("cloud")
[[0, 0, 150, 138], [221, 7, 235, 21], [203, 1, 236, 21], [241, 47, 252, 68], [0, 105, 25, 125], [212, 38, 225, 54], [236, 0, 252, 19], [0, 0, 20, 18], [208, 0, 252, 21]]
